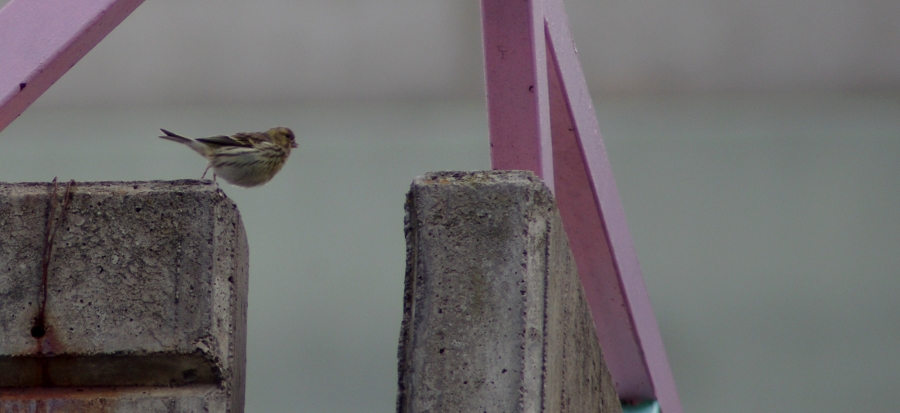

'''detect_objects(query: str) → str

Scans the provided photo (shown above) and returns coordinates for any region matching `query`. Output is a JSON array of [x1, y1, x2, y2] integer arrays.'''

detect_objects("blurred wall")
[[2, 0, 897, 108]]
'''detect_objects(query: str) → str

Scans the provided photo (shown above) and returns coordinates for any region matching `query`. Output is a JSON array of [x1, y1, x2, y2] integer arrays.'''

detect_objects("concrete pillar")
[[398, 171, 621, 413], [0, 180, 248, 412]]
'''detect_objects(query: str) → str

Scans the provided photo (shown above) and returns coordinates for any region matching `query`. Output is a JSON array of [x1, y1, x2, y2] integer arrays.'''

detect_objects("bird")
[[159, 127, 297, 187]]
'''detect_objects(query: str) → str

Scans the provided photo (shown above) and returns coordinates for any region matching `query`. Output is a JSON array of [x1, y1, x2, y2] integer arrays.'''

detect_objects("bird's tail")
[[159, 129, 192, 144], [159, 129, 208, 156]]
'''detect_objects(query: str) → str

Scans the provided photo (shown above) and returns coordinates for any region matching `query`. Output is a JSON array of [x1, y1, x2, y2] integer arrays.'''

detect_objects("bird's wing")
[[196, 133, 262, 148]]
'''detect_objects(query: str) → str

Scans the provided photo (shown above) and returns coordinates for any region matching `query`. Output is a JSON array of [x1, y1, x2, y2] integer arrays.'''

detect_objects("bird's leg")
[[201, 164, 211, 180]]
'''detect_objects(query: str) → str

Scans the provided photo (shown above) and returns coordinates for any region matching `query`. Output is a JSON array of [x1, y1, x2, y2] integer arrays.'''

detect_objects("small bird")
[[159, 127, 297, 187]]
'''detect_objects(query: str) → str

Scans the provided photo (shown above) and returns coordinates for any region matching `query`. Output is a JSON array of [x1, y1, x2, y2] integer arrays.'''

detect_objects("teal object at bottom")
[[621, 400, 660, 413]]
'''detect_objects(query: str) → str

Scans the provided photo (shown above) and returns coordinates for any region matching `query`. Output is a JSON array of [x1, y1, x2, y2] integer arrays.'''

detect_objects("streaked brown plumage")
[[159, 127, 297, 187]]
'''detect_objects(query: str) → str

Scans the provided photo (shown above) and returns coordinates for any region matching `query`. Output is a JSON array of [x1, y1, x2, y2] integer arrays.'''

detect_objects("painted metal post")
[[481, 0, 554, 191], [0, 0, 145, 133], [482, 0, 683, 411]]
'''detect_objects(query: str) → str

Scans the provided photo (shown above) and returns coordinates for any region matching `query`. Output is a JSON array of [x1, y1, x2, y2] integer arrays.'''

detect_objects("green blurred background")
[[1, 1, 898, 412]]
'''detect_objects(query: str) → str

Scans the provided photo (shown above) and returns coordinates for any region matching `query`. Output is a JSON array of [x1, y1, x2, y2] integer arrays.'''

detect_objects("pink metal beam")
[[0, 0, 145, 133], [481, 0, 554, 190], [544, 0, 683, 410], [482, 0, 683, 411]]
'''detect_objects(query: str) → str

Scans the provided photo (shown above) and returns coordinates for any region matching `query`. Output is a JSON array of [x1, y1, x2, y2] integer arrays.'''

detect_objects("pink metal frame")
[[0, 0, 145, 131], [0, 0, 681, 410], [483, 0, 682, 411]]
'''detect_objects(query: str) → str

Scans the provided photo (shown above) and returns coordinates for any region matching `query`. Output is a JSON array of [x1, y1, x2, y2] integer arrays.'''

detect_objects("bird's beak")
[[291, 142, 299, 148]]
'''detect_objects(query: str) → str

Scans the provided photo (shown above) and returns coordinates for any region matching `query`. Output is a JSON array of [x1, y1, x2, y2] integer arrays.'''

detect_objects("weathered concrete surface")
[[0, 180, 248, 412], [397, 171, 621, 413], [0, 385, 223, 412]]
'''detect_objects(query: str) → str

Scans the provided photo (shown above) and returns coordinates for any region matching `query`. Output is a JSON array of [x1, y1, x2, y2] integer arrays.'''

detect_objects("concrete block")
[[397, 171, 621, 413], [0, 180, 248, 412]]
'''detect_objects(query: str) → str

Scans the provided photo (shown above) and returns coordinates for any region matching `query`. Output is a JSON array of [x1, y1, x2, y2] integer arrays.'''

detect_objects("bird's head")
[[268, 127, 297, 149]]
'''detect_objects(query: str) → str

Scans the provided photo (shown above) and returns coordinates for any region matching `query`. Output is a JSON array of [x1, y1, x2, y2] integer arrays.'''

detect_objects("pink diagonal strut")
[[0, 0, 145, 133], [482, 0, 683, 411]]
